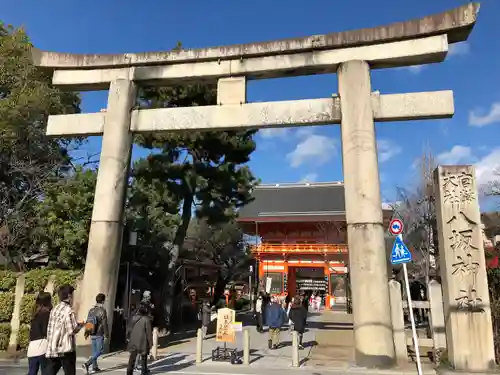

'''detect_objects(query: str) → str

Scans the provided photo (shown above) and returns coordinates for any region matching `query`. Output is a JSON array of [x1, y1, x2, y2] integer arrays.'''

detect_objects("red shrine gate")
[[237, 182, 392, 308]]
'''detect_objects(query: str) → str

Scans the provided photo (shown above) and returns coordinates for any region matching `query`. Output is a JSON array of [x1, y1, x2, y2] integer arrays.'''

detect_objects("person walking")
[[288, 297, 308, 350], [27, 292, 52, 375], [82, 293, 109, 374], [201, 300, 213, 339], [126, 304, 153, 375], [132, 291, 155, 372], [254, 294, 263, 333], [265, 296, 286, 350], [45, 284, 84, 375]]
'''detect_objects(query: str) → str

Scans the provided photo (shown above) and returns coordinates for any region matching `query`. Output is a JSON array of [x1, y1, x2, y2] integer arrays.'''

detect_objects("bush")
[[0, 323, 11, 350], [18, 324, 30, 350], [0, 271, 17, 292], [24, 269, 51, 294], [53, 270, 81, 292], [0, 293, 15, 323], [19, 294, 36, 325]]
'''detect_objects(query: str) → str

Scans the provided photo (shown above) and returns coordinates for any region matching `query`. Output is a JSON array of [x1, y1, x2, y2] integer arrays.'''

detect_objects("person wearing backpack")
[[82, 293, 109, 374]]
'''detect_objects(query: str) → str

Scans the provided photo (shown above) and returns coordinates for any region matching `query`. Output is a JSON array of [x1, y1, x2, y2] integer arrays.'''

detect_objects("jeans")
[[86, 335, 104, 370], [28, 355, 47, 375], [46, 351, 76, 375]]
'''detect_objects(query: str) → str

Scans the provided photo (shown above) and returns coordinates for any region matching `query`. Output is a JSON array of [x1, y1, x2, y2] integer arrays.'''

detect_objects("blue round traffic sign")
[[389, 219, 403, 235]]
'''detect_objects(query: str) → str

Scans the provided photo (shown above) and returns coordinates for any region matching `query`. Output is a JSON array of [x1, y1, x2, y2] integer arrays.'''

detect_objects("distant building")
[[237, 181, 393, 309]]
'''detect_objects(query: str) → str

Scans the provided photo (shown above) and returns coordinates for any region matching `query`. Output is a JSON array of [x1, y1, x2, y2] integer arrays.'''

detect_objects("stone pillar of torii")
[[31, 3, 495, 371]]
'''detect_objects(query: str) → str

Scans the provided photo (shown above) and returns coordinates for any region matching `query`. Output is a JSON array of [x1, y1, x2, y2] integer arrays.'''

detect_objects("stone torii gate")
[[32, 3, 483, 368]]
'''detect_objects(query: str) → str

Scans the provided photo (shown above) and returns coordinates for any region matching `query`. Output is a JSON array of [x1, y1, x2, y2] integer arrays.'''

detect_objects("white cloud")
[[449, 42, 470, 57], [259, 128, 290, 139], [469, 102, 500, 127], [437, 145, 473, 164], [406, 65, 424, 74], [287, 133, 337, 168], [299, 173, 318, 183], [434, 146, 500, 188], [475, 148, 500, 186], [377, 139, 402, 163]]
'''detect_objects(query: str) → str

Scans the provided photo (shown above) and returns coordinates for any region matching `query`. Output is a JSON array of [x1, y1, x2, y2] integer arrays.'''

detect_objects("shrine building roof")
[[238, 182, 347, 222]]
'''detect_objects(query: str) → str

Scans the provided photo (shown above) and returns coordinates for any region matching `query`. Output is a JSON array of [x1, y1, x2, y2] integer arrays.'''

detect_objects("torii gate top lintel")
[[31, 3, 479, 70]]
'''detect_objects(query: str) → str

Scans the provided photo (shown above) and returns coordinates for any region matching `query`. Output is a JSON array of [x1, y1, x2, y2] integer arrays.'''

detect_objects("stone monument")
[[31, 3, 481, 368], [434, 165, 496, 372]]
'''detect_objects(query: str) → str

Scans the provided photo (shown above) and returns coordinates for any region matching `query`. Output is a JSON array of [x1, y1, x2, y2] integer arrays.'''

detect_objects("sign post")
[[389, 220, 422, 375], [249, 265, 253, 304]]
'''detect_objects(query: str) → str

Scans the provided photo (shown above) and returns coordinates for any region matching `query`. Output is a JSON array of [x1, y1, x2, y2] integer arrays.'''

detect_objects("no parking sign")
[[389, 218, 403, 236]]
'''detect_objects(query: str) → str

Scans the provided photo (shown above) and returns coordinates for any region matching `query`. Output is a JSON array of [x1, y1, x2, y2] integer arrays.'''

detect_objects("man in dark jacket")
[[82, 293, 109, 374], [288, 297, 307, 349], [126, 305, 153, 375], [265, 296, 285, 349]]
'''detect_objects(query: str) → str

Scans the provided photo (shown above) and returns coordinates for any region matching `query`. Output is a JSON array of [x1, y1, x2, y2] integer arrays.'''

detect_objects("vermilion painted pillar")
[[324, 263, 331, 308]]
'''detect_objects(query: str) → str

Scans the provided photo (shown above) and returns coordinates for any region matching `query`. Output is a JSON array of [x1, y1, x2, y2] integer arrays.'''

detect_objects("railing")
[[250, 243, 348, 254]]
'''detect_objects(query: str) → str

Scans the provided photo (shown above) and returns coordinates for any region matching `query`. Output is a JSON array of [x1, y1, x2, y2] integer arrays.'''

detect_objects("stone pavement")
[[0, 310, 440, 374]]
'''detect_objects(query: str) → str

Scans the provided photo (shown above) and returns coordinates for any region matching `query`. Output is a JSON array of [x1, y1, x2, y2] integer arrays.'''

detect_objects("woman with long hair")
[[27, 292, 52, 375]]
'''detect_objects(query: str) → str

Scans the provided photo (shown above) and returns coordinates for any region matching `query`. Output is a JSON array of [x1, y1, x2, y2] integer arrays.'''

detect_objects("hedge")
[[53, 270, 81, 292], [0, 270, 82, 352], [0, 293, 15, 323], [0, 271, 16, 292], [19, 294, 36, 325], [0, 323, 11, 350], [18, 324, 30, 350], [24, 270, 51, 294]]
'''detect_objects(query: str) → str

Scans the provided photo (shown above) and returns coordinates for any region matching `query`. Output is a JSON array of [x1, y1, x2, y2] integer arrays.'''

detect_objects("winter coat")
[[266, 303, 285, 329], [288, 304, 307, 334], [202, 304, 212, 327], [127, 315, 153, 355]]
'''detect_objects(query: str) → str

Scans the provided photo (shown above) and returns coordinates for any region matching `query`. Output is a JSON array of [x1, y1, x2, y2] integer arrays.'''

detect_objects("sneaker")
[[298, 344, 304, 350], [81, 363, 90, 374], [90, 368, 102, 374]]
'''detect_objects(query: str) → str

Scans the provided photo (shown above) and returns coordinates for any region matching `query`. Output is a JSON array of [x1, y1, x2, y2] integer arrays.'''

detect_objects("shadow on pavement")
[[149, 354, 192, 373]]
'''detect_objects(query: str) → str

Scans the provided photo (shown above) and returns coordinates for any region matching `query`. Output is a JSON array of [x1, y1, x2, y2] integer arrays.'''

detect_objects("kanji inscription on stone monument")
[[441, 169, 482, 310], [434, 165, 495, 371]]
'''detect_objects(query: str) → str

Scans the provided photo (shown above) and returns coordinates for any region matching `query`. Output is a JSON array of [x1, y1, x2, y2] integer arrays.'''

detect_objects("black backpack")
[[84, 307, 99, 336]]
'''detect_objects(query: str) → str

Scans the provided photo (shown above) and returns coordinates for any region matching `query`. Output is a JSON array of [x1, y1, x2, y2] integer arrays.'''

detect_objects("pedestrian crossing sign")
[[390, 236, 412, 265]]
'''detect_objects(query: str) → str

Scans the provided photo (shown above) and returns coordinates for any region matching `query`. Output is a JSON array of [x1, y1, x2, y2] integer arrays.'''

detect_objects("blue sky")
[[3, 0, 500, 205]]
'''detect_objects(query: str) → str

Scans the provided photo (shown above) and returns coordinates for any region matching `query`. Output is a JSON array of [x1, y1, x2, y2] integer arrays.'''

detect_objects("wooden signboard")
[[215, 308, 236, 343]]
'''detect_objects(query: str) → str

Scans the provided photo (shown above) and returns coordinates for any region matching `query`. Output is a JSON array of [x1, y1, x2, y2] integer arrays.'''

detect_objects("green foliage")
[[53, 270, 81, 291], [18, 324, 30, 350], [0, 23, 81, 270], [34, 167, 96, 269], [24, 269, 51, 293], [0, 271, 17, 291], [0, 323, 11, 350], [0, 292, 14, 322], [133, 81, 259, 243], [128, 54, 258, 323], [19, 294, 36, 325]]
